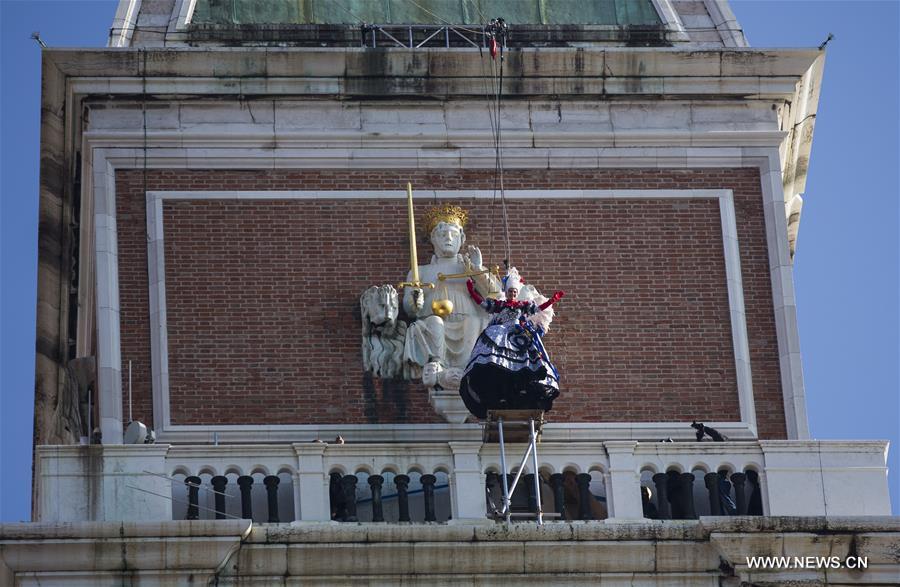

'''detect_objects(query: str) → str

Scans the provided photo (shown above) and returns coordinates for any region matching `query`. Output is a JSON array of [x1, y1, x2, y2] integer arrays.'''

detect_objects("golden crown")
[[424, 204, 468, 234]]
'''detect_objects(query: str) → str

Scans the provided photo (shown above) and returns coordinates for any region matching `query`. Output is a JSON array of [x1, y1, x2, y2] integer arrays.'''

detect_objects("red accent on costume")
[[466, 279, 484, 304], [489, 37, 498, 59], [538, 291, 565, 311], [494, 299, 530, 310]]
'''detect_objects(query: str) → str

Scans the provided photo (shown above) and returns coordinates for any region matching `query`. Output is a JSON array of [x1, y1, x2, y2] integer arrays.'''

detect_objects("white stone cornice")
[[83, 129, 788, 149], [86, 145, 782, 171], [46, 47, 823, 84], [758, 439, 890, 455], [68, 75, 805, 100]]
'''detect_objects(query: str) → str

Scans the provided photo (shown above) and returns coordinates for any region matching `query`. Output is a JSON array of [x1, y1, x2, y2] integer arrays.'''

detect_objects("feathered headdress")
[[502, 267, 524, 292]]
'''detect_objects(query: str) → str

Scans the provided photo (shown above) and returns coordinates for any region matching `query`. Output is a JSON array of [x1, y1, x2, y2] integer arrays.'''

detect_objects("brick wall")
[[116, 168, 787, 438]]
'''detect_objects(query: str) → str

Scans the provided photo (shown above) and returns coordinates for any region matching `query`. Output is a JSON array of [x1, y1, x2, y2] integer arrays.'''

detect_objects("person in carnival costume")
[[459, 267, 565, 418]]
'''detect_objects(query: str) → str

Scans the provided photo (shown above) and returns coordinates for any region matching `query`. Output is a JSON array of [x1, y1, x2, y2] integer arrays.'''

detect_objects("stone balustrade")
[[35, 440, 891, 523]]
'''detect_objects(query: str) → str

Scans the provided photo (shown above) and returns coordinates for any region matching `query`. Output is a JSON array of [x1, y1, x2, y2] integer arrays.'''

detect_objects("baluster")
[[485, 472, 501, 516], [211, 475, 228, 520], [395, 474, 411, 522], [640, 486, 658, 519], [421, 474, 437, 522], [666, 471, 682, 519], [704, 472, 722, 515], [185, 476, 201, 520], [524, 474, 539, 514], [368, 475, 385, 522], [731, 472, 747, 515], [746, 470, 763, 515], [329, 472, 345, 521], [652, 473, 671, 519], [264, 475, 280, 523], [575, 473, 594, 520], [679, 473, 697, 519], [549, 473, 565, 518], [237, 475, 254, 520], [506, 474, 521, 512], [341, 475, 359, 522], [718, 471, 736, 515]]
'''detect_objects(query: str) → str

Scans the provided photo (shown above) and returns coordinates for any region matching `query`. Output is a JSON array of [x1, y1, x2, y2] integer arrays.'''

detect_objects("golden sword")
[[397, 182, 435, 291]]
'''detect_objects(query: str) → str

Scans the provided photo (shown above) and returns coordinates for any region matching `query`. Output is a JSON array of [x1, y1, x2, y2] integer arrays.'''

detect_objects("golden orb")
[[431, 299, 454, 318]]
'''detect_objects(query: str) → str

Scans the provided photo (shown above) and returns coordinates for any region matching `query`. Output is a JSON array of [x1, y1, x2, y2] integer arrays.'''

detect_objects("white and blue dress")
[[459, 297, 560, 419]]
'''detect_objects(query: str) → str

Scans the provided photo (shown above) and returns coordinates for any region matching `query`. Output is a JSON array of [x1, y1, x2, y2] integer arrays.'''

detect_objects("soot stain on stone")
[[362, 371, 378, 423], [383, 378, 409, 421]]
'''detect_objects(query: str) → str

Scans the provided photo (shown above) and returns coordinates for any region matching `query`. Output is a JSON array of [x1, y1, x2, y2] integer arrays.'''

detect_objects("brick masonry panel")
[[116, 169, 787, 438]]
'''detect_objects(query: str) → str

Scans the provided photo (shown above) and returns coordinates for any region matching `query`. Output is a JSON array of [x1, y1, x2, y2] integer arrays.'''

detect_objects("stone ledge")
[[2, 517, 897, 585], [0, 519, 251, 540], [44, 47, 821, 92]]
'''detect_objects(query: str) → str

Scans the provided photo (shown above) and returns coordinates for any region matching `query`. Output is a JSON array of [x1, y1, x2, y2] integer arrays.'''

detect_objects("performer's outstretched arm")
[[466, 279, 485, 304], [538, 291, 565, 311], [468, 278, 501, 313]]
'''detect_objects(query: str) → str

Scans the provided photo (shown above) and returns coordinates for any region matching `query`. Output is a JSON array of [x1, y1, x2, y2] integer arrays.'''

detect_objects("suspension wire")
[[483, 20, 512, 269], [405, 0, 484, 35], [479, 42, 500, 265], [496, 39, 511, 269], [142, 469, 236, 498], [348, 0, 511, 269], [126, 485, 247, 520], [332, 1, 365, 25], [466, 0, 488, 23], [490, 53, 502, 265], [479, 19, 514, 271]]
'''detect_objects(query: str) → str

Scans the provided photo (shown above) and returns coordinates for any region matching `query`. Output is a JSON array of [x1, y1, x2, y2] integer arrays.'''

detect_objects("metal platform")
[[482, 410, 546, 524], [482, 410, 544, 444]]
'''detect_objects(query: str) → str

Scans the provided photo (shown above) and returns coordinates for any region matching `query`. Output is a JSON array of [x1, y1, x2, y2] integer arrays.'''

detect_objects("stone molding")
[[144, 188, 754, 442], [3, 518, 897, 585], [46, 46, 822, 95]]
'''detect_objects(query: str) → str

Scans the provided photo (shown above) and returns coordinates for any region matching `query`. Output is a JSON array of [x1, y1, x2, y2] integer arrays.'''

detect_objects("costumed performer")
[[459, 268, 565, 419]]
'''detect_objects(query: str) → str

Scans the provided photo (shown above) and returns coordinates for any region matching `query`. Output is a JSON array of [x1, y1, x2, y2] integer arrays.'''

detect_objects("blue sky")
[[1, 1, 897, 522]]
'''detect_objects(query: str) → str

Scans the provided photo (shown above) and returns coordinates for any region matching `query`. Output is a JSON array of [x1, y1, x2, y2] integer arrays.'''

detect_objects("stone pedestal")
[[293, 443, 330, 521]]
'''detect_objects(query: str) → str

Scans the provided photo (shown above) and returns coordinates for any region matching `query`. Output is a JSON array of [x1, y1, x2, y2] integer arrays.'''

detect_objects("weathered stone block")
[[524, 540, 655, 573]]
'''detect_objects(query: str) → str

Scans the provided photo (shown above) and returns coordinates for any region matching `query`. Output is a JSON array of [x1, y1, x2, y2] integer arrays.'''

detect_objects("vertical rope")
[[495, 40, 511, 268], [480, 35, 499, 265], [482, 20, 512, 270]]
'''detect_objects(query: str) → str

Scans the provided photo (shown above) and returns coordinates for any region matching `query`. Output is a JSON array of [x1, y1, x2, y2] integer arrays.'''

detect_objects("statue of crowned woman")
[[401, 204, 501, 390]]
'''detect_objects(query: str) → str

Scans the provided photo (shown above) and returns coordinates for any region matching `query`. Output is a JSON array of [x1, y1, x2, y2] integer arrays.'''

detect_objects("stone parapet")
[[34, 440, 892, 524]]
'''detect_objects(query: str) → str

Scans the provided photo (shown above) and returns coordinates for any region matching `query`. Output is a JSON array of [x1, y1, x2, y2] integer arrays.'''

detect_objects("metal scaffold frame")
[[483, 410, 546, 525], [361, 24, 484, 49]]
